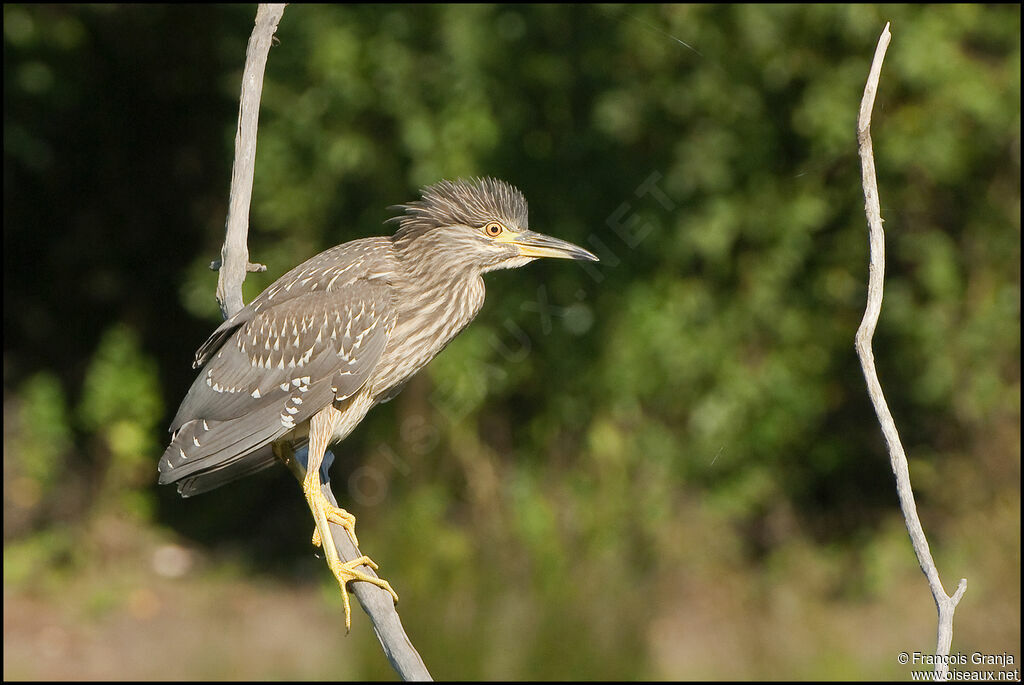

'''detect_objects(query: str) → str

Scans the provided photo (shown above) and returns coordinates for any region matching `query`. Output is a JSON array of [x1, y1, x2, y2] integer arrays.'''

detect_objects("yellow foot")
[[308, 492, 360, 548], [329, 555, 400, 631]]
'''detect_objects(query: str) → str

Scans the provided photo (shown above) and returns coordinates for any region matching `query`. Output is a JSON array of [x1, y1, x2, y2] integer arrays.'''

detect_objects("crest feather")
[[389, 177, 529, 243]]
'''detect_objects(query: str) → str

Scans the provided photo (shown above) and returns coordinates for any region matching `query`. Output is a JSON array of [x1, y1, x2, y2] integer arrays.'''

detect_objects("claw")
[[328, 555, 400, 631], [311, 502, 359, 548], [303, 473, 396, 630], [300, 407, 397, 631]]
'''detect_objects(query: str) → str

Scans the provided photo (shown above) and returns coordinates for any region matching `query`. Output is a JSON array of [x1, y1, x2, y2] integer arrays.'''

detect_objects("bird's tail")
[[158, 401, 292, 496], [171, 444, 279, 497]]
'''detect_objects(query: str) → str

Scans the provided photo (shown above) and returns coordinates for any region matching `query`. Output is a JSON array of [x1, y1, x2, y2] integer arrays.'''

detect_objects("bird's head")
[[389, 177, 598, 275]]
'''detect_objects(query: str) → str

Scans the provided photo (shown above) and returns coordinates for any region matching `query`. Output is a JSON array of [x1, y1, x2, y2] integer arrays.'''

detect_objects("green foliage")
[[5, 373, 74, 538], [13, 372, 73, 498], [78, 323, 164, 519], [2, 526, 78, 591]]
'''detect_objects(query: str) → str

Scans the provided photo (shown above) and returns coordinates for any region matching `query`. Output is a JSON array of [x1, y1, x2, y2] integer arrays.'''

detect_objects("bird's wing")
[[158, 277, 395, 489], [192, 241, 388, 369]]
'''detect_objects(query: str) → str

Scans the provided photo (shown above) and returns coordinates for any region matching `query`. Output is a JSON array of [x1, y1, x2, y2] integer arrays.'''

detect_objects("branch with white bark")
[[854, 22, 967, 682]]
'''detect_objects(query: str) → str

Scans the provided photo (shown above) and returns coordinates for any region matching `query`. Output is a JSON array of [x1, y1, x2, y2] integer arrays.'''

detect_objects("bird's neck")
[[385, 237, 487, 382], [391, 229, 487, 321], [393, 256, 485, 335]]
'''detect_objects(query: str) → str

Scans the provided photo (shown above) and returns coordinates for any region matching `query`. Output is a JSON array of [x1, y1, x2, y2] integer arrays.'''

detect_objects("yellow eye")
[[484, 221, 503, 237]]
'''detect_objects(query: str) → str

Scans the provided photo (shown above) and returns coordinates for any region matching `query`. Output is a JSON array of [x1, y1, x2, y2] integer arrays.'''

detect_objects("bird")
[[158, 177, 598, 627]]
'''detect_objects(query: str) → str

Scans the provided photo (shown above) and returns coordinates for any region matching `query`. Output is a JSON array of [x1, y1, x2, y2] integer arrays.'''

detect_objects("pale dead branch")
[[854, 22, 967, 682]]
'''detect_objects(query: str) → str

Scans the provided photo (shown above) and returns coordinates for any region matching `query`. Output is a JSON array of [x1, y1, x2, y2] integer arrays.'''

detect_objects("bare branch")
[[854, 22, 967, 681], [209, 257, 268, 273], [276, 448, 433, 681], [214, 5, 431, 680], [215, 3, 282, 320], [323, 462, 432, 679]]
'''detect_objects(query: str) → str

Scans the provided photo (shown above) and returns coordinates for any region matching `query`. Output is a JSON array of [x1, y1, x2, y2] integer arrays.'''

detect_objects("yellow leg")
[[273, 440, 358, 545], [305, 405, 398, 630], [311, 500, 359, 548]]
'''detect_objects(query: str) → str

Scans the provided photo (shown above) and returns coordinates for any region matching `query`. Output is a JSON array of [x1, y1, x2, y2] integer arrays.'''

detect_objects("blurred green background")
[[3, 4, 1019, 680]]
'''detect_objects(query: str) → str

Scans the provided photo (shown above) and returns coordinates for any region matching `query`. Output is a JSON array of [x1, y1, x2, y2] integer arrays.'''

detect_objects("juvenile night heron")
[[158, 177, 597, 626]]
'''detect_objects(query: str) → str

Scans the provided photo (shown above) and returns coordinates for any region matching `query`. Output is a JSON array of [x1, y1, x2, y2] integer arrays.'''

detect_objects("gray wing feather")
[[191, 239, 387, 369], [159, 268, 395, 493], [159, 397, 313, 486], [173, 445, 277, 498]]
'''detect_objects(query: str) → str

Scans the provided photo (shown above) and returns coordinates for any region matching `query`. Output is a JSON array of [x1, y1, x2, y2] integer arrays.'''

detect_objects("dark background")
[[4, 4, 1020, 679]]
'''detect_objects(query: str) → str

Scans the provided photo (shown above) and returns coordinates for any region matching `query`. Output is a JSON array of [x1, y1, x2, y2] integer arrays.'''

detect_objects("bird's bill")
[[511, 230, 599, 262]]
